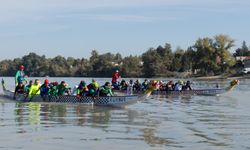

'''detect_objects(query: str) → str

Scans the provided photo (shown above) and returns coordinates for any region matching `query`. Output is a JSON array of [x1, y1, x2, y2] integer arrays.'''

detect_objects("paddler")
[[25, 80, 33, 95], [28, 79, 41, 98], [174, 80, 184, 91], [15, 65, 26, 86], [40, 79, 50, 97], [13, 81, 25, 99], [87, 79, 99, 96], [56, 81, 70, 96], [111, 70, 120, 89], [99, 82, 114, 96], [76, 80, 89, 97]]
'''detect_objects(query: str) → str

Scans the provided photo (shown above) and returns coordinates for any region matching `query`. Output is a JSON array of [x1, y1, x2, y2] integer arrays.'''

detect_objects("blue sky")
[[0, 0, 249, 60]]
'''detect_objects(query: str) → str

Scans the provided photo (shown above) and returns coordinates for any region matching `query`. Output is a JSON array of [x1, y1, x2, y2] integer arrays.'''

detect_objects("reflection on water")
[[14, 103, 114, 127], [1, 77, 250, 150]]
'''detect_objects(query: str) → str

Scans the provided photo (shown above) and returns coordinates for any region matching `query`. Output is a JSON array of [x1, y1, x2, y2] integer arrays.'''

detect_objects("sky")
[[0, 0, 250, 60]]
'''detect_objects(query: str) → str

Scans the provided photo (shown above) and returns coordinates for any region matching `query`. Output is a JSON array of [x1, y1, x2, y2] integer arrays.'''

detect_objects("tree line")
[[0, 34, 250, 78]]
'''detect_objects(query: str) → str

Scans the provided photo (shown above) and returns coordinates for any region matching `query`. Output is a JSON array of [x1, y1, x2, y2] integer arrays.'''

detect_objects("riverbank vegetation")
[[0, 34, 250, 78]]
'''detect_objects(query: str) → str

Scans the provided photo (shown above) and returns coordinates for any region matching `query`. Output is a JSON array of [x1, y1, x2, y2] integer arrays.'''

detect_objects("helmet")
[[80, 81, 86, 86], [20, 65, 24, 69], [129, 79, 133, 84], [178, 80, 184, 85], [44, 79, 49, 84], [53, 81, 58, 86]]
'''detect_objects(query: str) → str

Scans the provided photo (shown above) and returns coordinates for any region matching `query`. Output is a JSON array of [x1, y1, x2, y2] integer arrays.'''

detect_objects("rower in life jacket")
[[40, 79, 50, 97], [99, 82, 114, 96], [76, 80, 89, 97], [87, 79, 99, 96]]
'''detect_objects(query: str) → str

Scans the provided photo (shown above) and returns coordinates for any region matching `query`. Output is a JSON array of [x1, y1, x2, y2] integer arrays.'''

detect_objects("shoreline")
[[194, 74, 250, 80], [1, 74, 249, 80]]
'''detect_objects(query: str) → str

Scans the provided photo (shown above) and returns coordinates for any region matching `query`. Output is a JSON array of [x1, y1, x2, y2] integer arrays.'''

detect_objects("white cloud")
[[0, 0, 188, 10], [0, 0, 185, 24], [0, 0, 249, 24], [0, 0, 247, 13]]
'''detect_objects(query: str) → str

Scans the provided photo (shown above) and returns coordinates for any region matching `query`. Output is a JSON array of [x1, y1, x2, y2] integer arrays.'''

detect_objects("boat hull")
[[2, 89, 139, 107], [115, 88, 226, 96], [152, 89, 226, 96]]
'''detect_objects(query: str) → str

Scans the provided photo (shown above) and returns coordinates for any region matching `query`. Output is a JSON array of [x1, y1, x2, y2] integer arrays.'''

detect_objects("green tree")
[[0, 60, 16, 76], [234, 41, 250, 56], [170, 47, 184, 72], [89, 51, 116, 77], [121, 55, 142, 77], [156, 44, 173, 75], [22, 53, 49, 77], [142, 43, 174, 77], [213, 34, 235, 73], [181, 47, 195, 72], [49, 55, 69, 77], [192, 37, 218, 75], [75, 58, 90, 77], [142, 48, 160, 77]]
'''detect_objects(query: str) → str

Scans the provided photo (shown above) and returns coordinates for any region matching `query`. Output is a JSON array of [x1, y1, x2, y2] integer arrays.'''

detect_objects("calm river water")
[[0, 77, 250, 150]]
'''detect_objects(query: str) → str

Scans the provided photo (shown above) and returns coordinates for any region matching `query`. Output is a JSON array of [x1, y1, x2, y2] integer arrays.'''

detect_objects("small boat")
[[0, 79, 154, 107]]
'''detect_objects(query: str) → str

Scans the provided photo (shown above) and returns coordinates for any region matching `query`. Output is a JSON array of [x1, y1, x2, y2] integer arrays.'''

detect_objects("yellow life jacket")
[[29, 83, 41, 96]]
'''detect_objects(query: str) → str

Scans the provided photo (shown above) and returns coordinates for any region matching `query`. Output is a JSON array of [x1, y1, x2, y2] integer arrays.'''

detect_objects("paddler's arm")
[[108, 88, 114, 96], [76, 88, 81, 98], [15, 71, 20, 85], [28, 86, 33, 98]]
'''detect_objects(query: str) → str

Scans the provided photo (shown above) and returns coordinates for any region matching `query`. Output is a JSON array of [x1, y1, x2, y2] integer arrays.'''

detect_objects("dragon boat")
[[0, 79, 154, 107], [154, 80, 239, 96], [116, 80, 239, 96]]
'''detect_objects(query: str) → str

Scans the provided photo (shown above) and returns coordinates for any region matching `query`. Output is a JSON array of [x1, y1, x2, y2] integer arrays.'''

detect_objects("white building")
[[236, 56, 250, 73]]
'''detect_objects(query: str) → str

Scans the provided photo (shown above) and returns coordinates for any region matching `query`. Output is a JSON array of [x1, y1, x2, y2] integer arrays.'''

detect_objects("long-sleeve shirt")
[[40, 84, 50, 96], [29, 84, 41, 97], [112, 72, 120, 83], [99, 86, 114, 96], [15, 70, 25, 85]]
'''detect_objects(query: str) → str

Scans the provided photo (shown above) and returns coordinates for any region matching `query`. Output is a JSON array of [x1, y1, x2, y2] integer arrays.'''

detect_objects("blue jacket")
[[40, 84, 50, 96]]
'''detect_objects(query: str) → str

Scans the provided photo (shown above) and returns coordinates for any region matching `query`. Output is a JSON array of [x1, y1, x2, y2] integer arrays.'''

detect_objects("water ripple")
[[1, 78, 250, 149]]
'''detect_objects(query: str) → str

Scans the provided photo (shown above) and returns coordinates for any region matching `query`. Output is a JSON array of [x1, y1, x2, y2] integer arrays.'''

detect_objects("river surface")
[[0, 77, 250, 150]]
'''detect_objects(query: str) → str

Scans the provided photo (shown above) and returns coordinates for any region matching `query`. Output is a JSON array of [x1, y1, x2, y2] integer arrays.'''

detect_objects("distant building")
[[236, 56, 250, 73], [235, 56, 250, 61]]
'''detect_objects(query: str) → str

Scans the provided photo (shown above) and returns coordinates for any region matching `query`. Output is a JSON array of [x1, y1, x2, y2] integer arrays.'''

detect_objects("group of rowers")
[[14, 78, 192, 99], [111, 69, 192, 92], [14, 79, 114, 99], [13, 65, 192, 99], [113, 79, 192, 92]]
